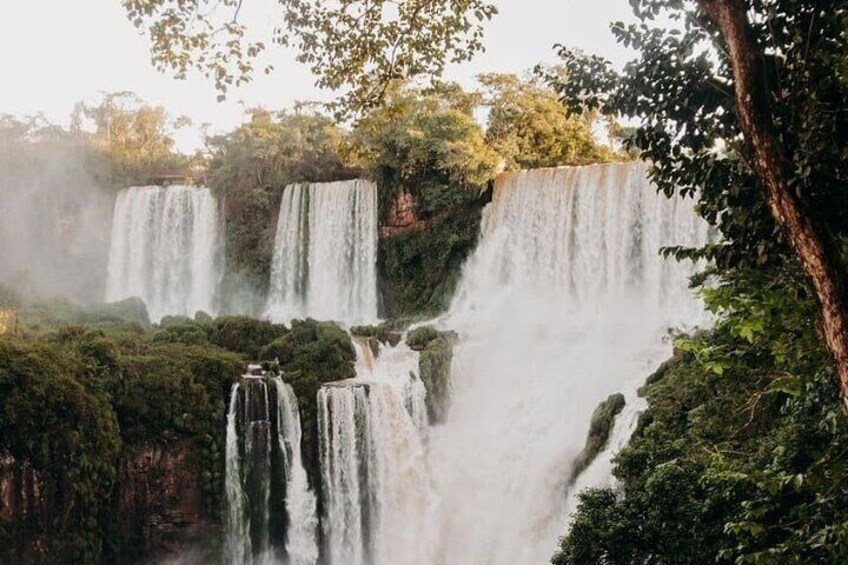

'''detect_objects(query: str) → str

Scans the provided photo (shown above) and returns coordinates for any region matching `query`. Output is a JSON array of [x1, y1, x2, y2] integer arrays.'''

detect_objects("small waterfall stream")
[[225, 383, 252, 564], [273, 378, 319, 565], [562, 391, 648, 520]]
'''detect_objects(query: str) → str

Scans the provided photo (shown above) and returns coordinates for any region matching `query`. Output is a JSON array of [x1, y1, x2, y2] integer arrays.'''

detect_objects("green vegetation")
[[407, 326, 456, 424], [3, 293, 151, 335], [0, 336, 121, 563], [207, 315, 289, 359], [479, 73, 615, 170], [0, 324, 242, 562], [569, 393, 625, 482], [0, 295, 356, 562], [72, 91, 192, 186], [406, 325, 442, 350], [2, 92, 188, 190]]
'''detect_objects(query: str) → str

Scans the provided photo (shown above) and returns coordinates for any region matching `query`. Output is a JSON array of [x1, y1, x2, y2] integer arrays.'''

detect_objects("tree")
[[72, 91, 188, 185], [123, 0, 497, 114], [696, 0, 848, 413], [348, 84, 499, 315], [478, 72, 615, 170], [347, 84, 499, 195], [546, 0, 848, 409]]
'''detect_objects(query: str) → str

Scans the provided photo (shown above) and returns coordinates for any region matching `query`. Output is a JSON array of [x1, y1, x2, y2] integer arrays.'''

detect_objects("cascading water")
[[225, 383, 252, 564], [427, 162, 711, 563], [273, 378, 319, 565], [266, 180, 378, 324], [224, 376, 319, 565], [317, 340, 435, 565], [105, 185, 220, 321]]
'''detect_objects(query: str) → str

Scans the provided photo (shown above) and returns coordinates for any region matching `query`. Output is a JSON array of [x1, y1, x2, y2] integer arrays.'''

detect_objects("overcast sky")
[[0, 1, 638, 151]]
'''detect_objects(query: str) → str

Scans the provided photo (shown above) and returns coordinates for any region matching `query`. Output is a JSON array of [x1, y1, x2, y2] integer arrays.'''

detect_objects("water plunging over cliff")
[[274, 378, 319, 565], [225, 383, 252, 564], [317, 341, 434, 565], [429, 162, 711, 563], [224, 377, 319, 565], [266, 180, 378, 323], [105, 185, 220, 321]]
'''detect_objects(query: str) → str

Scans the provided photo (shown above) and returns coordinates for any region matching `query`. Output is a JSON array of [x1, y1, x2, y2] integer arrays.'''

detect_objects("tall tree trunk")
[[698, 0, 848, 410]]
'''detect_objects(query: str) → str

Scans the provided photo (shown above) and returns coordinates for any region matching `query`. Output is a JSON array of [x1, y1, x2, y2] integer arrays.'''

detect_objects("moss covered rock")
[[407, 325, 441, 350], [207, 316, 288, 358], [569, 392, 626, 483], [408, 327, 456, 424]]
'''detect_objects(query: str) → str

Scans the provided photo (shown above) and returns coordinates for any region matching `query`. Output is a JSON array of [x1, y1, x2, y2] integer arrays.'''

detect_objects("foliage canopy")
[[124, 0, 498, 114]]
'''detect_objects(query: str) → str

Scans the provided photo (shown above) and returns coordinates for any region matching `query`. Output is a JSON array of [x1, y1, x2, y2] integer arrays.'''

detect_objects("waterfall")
[[105, 185, 220, 321], [225, 383, 252, 564], [266, 180, 378, 324], [244, 379, 272, 556], [226, 375, 319, 565], [427, 162, 711, 563], [317, 340, 435, 565], [274, 378, 319, 565]]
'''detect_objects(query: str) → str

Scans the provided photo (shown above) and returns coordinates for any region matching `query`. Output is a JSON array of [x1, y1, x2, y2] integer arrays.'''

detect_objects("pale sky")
[[0, 1, 638, 151]]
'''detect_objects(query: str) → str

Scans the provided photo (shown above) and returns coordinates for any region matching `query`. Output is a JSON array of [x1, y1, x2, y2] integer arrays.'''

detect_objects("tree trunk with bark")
[[698, 0, 848, 410]]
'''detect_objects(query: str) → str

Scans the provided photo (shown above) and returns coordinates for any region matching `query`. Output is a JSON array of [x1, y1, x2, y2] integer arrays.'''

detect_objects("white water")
[[266, 180, 378, 324], [427, 162, 710, 563], [225, 383, 252, 564], [317, 340, 435, 565], [273, 378, 319, 565], [105, 185, 220, 321]]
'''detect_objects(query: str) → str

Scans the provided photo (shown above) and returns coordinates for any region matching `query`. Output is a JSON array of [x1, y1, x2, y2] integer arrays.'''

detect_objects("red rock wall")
[[380, 189, 427, 237], [0, 440, 219, 563], [117, 439, 219, 559]]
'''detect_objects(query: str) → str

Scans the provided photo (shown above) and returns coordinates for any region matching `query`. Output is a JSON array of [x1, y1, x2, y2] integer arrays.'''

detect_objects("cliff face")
[[0, 440, 220, 564], [116, 439, 220, 562], [377, 185, 485, 317], [0, 456, 50, 563]]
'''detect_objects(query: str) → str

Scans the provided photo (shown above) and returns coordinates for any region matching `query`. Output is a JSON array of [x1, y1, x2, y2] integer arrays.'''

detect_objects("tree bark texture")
[[698, 0, 848, 410]]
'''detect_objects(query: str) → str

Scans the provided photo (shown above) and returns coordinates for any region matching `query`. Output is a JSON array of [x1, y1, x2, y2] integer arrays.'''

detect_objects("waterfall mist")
[[429, 162, 711, 563], [0, 126, 112, 303]]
